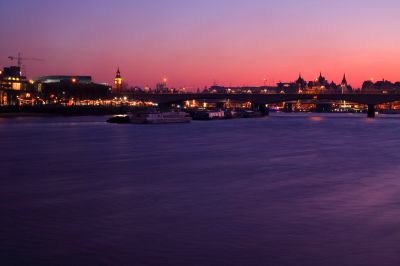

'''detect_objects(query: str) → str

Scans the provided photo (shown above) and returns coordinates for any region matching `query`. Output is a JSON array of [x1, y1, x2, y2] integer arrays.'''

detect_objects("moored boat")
[[107, 115, 131, 124], [107, 111, 192, 124], [133, 111, 192, 124], [192, 110, 225, 120]]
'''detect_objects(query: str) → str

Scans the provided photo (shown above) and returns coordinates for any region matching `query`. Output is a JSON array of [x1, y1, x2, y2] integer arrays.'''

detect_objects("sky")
[[1, 0, 400, 89]]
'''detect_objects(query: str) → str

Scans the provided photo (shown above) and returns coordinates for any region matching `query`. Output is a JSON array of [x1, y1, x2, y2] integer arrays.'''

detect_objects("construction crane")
[[8, 52, 44, 67]]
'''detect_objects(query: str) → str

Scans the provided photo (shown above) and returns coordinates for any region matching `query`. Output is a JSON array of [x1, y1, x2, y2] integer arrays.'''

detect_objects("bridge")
[[129, 93, 400, 118]]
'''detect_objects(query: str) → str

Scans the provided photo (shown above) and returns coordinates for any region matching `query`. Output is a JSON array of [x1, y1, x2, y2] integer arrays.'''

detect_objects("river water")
[[1, 114, 400, 265]]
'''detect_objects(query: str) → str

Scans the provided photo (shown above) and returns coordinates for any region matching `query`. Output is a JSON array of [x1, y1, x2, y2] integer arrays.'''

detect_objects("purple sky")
[[1, 0, 400, 89]]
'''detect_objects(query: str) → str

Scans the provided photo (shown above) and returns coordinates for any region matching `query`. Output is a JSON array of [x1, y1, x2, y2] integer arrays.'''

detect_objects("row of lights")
[[6, 77, 20, 81]]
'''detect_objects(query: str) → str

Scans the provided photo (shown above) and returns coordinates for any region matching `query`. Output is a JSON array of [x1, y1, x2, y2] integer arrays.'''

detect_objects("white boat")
[[130, 111, 192, 124]]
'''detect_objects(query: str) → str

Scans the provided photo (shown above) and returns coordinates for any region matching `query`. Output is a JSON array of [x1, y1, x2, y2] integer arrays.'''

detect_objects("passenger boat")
[[192, 110, 225, 120], [107, 111, 192, 124], [131, 111, 192, 124], [106, 115, 130, 124]]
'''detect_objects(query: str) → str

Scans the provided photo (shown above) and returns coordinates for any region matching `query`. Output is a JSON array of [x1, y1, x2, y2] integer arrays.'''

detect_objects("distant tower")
[[341, 74, 348, 94], [341, 74, 348, 86], [114, 68, 123, 92], [318, 72, 324, 83], [297, 73, 303, 82], [296, 73, 306, 90]]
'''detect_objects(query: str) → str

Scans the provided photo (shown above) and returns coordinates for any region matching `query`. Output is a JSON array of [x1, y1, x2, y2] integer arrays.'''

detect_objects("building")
[[33, 75, 112, 103], [340, 74, 351, 93], [277, 82, 299, 94], [302, 72, 353, 94], [114, 68, 123, 93], [0, 66, 32, 105], [33, 75, 93, 95], [0, 66, 26, 91], [305, 72, 330, 93], [155, 78, 172, 93], [204, 73, 354, 95], [34, 75, 92, 84], [362, 79, 400, 93], [296, 74, 307, 92]]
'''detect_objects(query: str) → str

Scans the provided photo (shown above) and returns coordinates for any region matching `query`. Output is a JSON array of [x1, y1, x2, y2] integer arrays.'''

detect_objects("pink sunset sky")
[[1, 0, 400, 89]]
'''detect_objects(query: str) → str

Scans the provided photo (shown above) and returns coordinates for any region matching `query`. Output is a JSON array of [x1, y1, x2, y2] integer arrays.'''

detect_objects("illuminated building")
[[304, 72, 332, 93], [311, 72, 329, 93], [340, 74, 347, 94], [277, 82, 298, 94], [0, 66, 26, 91], [34, 76, 92, 84], [340, 74, 352, 93], [155, 78, 172, 93], [114, 68, 123, 92], [32, 75, 111, 103], [0, 66, 31, 105], [362, 79, 400, 93], [296, 74, 307, 92]]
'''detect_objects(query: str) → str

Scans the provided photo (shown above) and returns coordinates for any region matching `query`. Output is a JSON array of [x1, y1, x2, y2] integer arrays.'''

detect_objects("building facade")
[[0, 66, 32, 105], [33, 75, 111, 104]]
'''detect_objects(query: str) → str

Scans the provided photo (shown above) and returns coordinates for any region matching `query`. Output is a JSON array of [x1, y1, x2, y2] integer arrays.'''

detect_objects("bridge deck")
[[129, 93, 400, 105]]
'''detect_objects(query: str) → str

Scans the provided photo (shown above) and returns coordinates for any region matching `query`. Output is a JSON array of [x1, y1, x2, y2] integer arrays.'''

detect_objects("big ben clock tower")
[[114, 68, 123, 92]]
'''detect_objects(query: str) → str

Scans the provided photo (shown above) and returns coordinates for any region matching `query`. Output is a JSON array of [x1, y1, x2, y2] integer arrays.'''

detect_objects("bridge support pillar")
[[216, 102, 224, 110], [255, 104, 269, 116], [284, 103, 293, 112], [367, 104, 376, 118], [158, 103, 171, 111], [315, 103, 332, 113]]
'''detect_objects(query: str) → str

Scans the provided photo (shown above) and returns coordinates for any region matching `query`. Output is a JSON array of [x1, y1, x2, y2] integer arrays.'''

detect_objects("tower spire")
[[297, 73, 304, 83], [341, 74, 347, 85], [318, 71, 325, 83]]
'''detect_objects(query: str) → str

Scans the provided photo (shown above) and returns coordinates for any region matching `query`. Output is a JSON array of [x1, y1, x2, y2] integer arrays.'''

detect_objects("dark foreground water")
[[1, 114, 400, 266]]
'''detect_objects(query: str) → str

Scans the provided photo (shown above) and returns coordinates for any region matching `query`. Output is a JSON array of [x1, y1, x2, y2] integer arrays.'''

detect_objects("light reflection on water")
[[309, 116, 324, 122], [1, 113, 400, 266]]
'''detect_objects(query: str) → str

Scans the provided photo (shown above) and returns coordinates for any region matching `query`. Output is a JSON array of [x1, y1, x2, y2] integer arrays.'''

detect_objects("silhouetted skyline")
[[1, 0, 400, 88]]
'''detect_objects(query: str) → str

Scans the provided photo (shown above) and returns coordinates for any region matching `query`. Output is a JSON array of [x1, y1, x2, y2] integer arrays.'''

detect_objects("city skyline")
[[1, 0, 400, 88]]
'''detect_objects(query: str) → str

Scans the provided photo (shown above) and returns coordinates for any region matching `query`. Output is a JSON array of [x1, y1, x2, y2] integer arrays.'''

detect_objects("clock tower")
[[114, 68, 123, 92]]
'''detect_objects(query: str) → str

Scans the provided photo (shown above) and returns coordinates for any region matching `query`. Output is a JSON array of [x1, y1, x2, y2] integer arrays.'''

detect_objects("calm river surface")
[[1, 114, 400, 265]]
